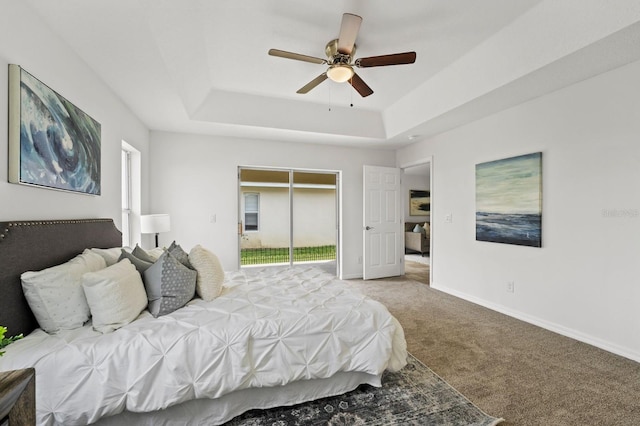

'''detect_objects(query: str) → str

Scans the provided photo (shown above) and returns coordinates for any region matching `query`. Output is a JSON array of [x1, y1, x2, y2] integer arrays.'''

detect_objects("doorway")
[[402, 160, 432, 285], [238, 166, 340, 275]]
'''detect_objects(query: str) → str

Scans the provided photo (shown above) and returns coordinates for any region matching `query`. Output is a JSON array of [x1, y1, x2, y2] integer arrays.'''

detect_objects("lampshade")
[[327, 64, 354, 83], [140, 214, 171, 234]]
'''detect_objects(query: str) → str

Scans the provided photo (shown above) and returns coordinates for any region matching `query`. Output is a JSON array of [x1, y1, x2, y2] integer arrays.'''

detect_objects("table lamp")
[[140, 214, 170, 248]]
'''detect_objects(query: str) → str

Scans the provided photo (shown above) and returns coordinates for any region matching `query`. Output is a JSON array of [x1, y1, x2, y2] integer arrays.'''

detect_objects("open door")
[[363, 165, 403, 280]]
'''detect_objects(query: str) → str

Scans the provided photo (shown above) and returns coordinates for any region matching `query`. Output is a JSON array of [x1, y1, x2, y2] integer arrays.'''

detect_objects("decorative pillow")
[[423, 222, 431, 236], [21, 249, 107, 333], [118, 249, 153, 274], [168, 241, 193, 269], [132, 245, 157, 263], [412, 224, 424, 233], [188, 245, 225, 301], [90, 247, 131, 266], [82, 259, 148, 333], [143, 250, 197, 317], [146, 247, 165, 260]]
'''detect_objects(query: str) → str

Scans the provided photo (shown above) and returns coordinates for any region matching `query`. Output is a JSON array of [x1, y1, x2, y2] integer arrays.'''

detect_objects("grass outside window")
[[241, 245, 336, 265]]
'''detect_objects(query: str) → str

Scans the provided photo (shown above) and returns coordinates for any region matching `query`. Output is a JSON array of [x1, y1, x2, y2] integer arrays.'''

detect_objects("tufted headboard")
[[0, 219, 122, 337]]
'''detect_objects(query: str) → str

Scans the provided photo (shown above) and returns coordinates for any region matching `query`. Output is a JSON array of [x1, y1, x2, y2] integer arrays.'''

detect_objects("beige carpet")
[[403, 259, 429, 285], [347, 275, 640, 425]]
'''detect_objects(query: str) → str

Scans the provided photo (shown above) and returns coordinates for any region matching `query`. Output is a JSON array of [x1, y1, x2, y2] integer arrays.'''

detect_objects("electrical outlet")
[[506, 281, 515, 293], [445, 213, 453, 223]]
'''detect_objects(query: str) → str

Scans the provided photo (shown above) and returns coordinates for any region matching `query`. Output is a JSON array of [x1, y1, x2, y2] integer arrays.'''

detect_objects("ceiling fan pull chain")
[[350, 80, 354, 107]]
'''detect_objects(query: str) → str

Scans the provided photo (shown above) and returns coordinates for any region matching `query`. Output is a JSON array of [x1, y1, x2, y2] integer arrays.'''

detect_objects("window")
[[121, 148, 132, 246], [244, 192, 259, 231]]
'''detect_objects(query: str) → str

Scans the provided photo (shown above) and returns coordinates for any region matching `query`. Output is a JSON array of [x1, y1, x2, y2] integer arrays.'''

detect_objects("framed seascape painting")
[[409, 189, 430, 216], [475, 152, 542, 247], [8, 64, 101, 195]]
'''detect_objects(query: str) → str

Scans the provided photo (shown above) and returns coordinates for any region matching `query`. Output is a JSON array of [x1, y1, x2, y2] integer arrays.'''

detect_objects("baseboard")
[[431, 282, 640, 364]]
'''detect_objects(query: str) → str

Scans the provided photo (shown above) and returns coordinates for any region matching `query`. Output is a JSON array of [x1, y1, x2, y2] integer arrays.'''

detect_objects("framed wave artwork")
[[409, 189, 430, 216], [8, 64, 101, 195], [475, 152, 542, 247]]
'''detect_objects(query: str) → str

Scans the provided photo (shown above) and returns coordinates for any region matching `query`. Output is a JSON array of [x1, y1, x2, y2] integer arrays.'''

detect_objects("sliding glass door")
[[238, 167, 338, 273], [239, 168, 291, 265], [292, 171, 337, 266]]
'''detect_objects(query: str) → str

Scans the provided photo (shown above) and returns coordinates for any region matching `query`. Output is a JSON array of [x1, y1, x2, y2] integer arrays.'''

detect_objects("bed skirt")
[[94, 371, 382, 425]]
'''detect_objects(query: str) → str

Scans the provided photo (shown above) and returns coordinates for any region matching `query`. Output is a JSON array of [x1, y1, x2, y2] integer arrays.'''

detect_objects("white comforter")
[[0, 266, 407, 425]]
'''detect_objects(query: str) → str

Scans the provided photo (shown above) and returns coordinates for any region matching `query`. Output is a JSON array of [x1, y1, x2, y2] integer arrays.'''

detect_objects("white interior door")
[[363, 165, 403, 280]]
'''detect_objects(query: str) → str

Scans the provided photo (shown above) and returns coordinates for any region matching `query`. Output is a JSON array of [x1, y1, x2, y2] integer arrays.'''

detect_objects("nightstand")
[[0, 368, 35, 425]]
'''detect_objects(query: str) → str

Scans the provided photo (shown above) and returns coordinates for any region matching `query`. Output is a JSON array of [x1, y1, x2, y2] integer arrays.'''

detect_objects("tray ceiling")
[[23, 0, 640, 148]]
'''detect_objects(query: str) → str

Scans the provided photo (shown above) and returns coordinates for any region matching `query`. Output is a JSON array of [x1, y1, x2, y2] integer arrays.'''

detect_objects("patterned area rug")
[[226, 354, 503, 425]]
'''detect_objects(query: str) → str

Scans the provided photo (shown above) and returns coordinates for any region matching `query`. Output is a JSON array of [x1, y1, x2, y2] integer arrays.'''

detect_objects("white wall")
[[148, 131, 394, 277], [0, 1, 149, 230], [397, 59, 640, 362]]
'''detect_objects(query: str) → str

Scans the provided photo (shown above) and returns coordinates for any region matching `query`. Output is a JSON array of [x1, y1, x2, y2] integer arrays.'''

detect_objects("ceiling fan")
[[268, 13, 416, 98]]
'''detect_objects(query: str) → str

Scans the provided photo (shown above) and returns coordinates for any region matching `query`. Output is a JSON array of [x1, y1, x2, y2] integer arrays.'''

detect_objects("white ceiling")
[[24, 0, 640, 149], [404, 163, 430, 177]]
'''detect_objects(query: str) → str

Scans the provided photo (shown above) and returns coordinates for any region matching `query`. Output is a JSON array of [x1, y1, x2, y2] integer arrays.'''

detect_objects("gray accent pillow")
[[142, 250, 197, 317], [118, 249, 153, 274], [168, 241, 193, 269], [132, 245, 157, 263]]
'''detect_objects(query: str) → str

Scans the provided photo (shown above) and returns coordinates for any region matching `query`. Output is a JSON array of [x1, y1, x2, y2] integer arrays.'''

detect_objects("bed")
[[0, 219, 407, 425]]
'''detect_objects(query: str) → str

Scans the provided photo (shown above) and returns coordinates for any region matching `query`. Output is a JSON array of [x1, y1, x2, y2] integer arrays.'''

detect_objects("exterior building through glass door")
[[238, 167, 338, 272]]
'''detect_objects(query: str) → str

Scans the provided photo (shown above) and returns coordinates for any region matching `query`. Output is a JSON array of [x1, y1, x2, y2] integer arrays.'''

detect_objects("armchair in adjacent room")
[[404, 222, 430, 256]]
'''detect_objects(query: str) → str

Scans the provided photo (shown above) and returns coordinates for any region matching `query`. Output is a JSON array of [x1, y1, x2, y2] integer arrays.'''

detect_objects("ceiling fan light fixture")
[[327, 64, 354, 83], [270, 13, 416, 97]]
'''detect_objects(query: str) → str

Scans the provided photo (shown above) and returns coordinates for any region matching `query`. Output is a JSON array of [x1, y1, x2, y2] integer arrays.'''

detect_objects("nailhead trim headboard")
[[0, 219, 122, 337]]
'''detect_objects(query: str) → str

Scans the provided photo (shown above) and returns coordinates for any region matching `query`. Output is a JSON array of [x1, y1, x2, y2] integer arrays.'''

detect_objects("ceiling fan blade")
[[297, 73, 328, 94], [356, 52, 417, 68], [348, 72, 373, 97], [268, 49, 327, 65], [337, 13, 362, 55]]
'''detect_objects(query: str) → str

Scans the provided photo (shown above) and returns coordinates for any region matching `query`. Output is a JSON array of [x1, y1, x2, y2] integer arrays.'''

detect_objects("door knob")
[[365, 226, 374, 230]]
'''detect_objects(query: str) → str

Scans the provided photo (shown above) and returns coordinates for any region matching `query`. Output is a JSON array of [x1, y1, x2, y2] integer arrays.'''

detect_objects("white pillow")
[[90, 247, 132, 266], [146, 247, 165, 261], [21, 249, 107, 333], [188, 245, 225, 301], [82, 259, 148, 333]]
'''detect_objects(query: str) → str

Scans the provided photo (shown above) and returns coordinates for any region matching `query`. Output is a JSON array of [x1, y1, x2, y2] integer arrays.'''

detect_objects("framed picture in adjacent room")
[[8, 64, 101, 195], [409, 189, 430, 216], [475, 152, 542, 247]]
